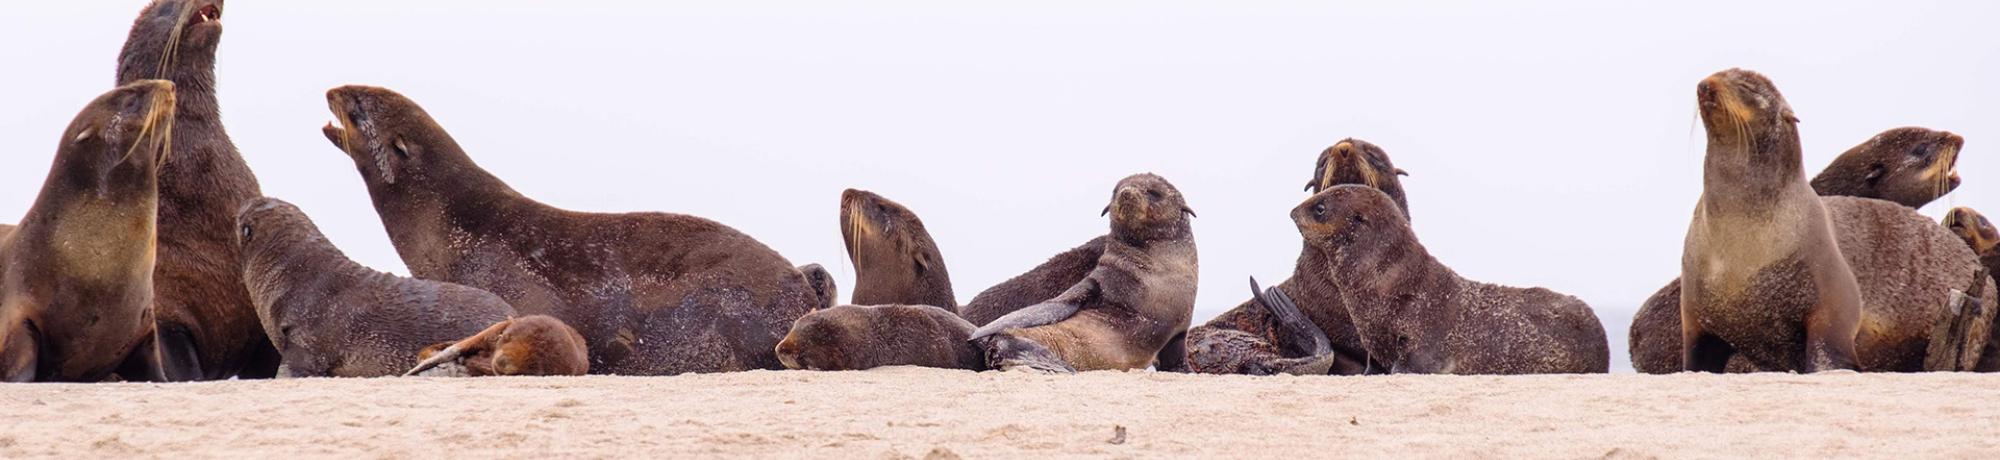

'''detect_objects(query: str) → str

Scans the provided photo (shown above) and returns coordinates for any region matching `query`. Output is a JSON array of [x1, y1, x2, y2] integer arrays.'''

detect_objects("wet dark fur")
[[1186, 279, 1341, 375], [1297, 186, 1607, 374], [237, 198, 513, 377], [959, 237, 1106, 327], [1187, 138, 1408, 375], [321, 85, 817, 375], [970, 174, 1199, 372], [1680, 69, 1862, 373], [775, 305, 983, 370], [841, 189, 955, 309], [1810, 127, 1963, 208], [0, 81, 176, 382], [414, 316, 590, 377], [117, 0, 274, 381]]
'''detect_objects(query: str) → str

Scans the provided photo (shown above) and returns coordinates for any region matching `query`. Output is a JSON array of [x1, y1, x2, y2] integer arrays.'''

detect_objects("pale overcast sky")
[[2, 1, 1993, 372]]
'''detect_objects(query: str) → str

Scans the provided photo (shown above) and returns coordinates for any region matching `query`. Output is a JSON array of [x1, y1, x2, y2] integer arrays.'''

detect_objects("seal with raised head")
[[968, 173, 1199, 373], [1628, 128, 1971, 373], [320, 85, 819, 375], [1186, 278, 1339, 375], [406, 315, 590, 377], [773, 304, 983, 371], [117, 0, 276, 381], [842, 189, 955, 309], [236, 197, 516, 377], [0, 80, 177, 382], [1294, 185, 1608, 374], [1186, 138, 1407, 375], [1681, 68, 1864, 373], [1810, 127, 1963, 209]]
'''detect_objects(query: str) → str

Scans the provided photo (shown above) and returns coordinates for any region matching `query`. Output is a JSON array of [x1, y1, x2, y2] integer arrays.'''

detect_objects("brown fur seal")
[[1629, 129, 1969, 373], [406, 315, 590, 377], [320, 85, 818, 375], [798, 263, 838, 310], [1187, 138, 1408, 375], [1681, 69, 1863, 373], [0, 81, 177, 382], [842, 189, 955, 309], [117, 0, 276, 381], [1810, 127, 1963, 209], [1294, 185, 1608, 374], [773, 304, 983, 371], [969, 174, 1198, 373], [958, 237, 1105, 327], [236, 197, 516, 377], [1187, 278, 1339, 375]]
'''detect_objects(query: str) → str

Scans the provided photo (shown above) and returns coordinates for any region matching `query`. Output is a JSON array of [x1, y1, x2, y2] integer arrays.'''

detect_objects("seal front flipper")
[[0, 319, 40, 382], [153, 324, 205, 381], [405, 319, 511, 377], [969, 279, 1098, 341]]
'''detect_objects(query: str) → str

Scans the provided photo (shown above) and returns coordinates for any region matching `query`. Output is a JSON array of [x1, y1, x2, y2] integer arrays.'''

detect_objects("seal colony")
[[0, 0, 1991, 383]]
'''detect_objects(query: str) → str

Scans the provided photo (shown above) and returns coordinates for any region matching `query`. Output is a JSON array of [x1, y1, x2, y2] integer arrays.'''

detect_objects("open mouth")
[[189, 4, 222, 27]]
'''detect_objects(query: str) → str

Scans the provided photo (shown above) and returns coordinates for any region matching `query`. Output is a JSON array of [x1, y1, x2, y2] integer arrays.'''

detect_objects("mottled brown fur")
[[1810, 127, 1963, 208], [0, 81, 177, 382], [411, 316, 589, 377], [841, 189, 955, 309], [117, 0, 275, 381], [970, 174, 1199, 373], [1296, 186, 1607, 374], [774, 305, 982, 371], [1186, 279, 1342, 375], [237, 198, 514, 377], [320, 85, 817, 375]]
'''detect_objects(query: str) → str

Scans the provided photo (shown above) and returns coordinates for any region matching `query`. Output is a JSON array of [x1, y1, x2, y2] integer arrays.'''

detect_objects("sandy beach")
[[1, 368, 1995, 458]]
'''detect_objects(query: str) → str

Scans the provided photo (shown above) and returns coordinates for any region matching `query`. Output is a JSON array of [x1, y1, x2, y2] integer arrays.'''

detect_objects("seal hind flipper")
[[1251, 277, 1332, 358], [969, 279, 1098, 341]]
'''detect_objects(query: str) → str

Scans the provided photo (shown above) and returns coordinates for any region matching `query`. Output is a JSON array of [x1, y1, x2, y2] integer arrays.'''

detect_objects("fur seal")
[[842, 189, 956, 309], [958, 237, 1105, 327], [1294, 185, 1608, 374], [774, 304, 983, 371], [320, 85, 818, 375], [1187, 278, 1339, 375], [1186, 138, 1407, 375], [799, 263, 838, 310], [406, 315, 590, 377], [1810, 127, 1963, 209], [0, 80, 178, 382], [117, 0, 276, 381], [1945, 207, 1998, 276], [968, 174, 1199, 373], [236, 197, 516, 377], [1628, 129, 1969, 373], [1680, 68, 1863, 373]]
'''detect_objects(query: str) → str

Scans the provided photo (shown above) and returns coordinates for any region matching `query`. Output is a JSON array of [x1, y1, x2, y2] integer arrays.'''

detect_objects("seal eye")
[[239, 223, 253, 242], [1147, 190, 1163, 201], [392, 139, 411, 159], [1311, 203, 1326, 219], [1909, 144, 1930, 158]]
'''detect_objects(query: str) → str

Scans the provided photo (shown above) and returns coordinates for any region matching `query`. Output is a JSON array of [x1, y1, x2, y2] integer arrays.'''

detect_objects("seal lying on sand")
[[969, 174, 1198, 373], [842, 189, 956, 309], [1629, 128, 1970, 373], [321, 85, 819, 375], [774, 305, 982, 371], [1295, 185, 1608, 374], [0, 81, 177, 382], [407, 315, 590, 377], [236, 197, 515, 377], [1187, 138, 1406, 375], [1187, 278, 1338, 375], [118, 0, 277, 381]]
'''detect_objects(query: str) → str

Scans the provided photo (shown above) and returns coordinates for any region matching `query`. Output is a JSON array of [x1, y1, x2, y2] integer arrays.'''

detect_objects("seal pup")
[[1810, 127, 1963, 209], [1187, 138, 1408, 375], [799, 263, 838, 310], [1628, 136, 1969, 373], [117, 0, 276, 381], [1295, 185, 1607, 374], [236, 197, 516, 377], [969, 174, 1199, 373], [773, 304, 983, 371], [0, 81, 177, 382], [1945, 207, 1998, 277], [406, 315, 590, 377], [320, 85, 819, 375], [842, 189, 955, 309], [1187, 278, 1339, 376]]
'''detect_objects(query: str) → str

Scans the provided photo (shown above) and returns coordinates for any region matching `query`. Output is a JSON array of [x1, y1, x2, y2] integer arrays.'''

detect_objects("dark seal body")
[[970, 174, 1199, 373], [774, 304, 983, 371], [1187, 138, 1406, 375], [1295, 186, 1607, 374], [237, 198, 514, 378], [959, 237, 1105, 327], [321, 85, 818, 375], [0, 81, 178, 382], [841, 189, 955, 308], [408, 315, 590, 377], [117, 0, 274, 381]]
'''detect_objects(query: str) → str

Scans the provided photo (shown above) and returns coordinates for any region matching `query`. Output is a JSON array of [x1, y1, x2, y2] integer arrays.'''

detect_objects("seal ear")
[[1395, 168, 1410, 177], [1101, 205, 1111, 217], [1865, 164, 1885, 184], [1181, 206, 1197, 219]]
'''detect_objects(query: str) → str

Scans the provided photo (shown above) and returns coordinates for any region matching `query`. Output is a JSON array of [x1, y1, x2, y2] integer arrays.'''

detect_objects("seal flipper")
[[404, 318, 511, 377], [153, 323, 204, 381], [1153, 331, 1189, 372], [112, 332, 165, 382], [969, 279, 1098, 341], [1252, 277, 1331, 358], [0, 319, 39, 382]]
